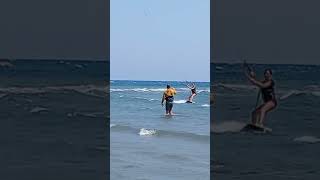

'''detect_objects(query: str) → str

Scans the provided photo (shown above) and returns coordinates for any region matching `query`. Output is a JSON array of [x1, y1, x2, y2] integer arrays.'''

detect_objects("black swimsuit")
[[191, 88, 196, 94], [165, 96, 174, 111], [261, 80, 277, 105]]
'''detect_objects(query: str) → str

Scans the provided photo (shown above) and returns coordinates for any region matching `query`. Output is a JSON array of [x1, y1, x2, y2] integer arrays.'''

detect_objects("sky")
[[111, 0, 210, 82], [0, 0, 108, 60], [212, 0, 320, 65]]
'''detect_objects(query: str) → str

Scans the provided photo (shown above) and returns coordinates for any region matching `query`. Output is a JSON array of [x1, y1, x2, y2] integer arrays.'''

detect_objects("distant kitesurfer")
[[186, 82, 197, 103], [244, 64, 277, 127], [161, 85, 177, 115]]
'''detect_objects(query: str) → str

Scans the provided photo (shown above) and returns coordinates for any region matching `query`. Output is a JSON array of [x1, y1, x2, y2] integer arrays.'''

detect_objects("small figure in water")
[[161, 85, 177, 115], [245, 68, 277, 127], [186, 82, 197, 103]]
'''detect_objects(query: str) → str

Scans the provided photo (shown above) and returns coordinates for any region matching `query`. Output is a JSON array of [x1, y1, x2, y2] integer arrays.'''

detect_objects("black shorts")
[[165, 96, 174, 111], [166, 101, 173, 111]]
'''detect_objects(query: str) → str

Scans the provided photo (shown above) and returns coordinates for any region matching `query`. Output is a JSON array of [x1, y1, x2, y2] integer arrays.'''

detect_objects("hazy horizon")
[[212, 59, 320, 65], [0, 58, 108, 61]]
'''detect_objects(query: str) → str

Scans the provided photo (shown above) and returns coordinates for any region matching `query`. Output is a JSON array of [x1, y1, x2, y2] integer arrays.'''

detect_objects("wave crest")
[[139, 128, 157, 136], [0, 85, 108, 98], [279, 89, 320, 100], [110, 88, 209, 93], [294, 136, 320, 144], [111, 124, 209, 141]]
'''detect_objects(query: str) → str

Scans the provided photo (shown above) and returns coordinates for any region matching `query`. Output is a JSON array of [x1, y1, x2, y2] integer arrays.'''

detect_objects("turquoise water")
[[111, 80, 210, 180]]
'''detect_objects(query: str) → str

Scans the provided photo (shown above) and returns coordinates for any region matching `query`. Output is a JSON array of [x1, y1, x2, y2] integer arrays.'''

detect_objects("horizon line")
[[0, 58, 108, 62], [110, 79, 210, 83], [212, 61, 320, 66]]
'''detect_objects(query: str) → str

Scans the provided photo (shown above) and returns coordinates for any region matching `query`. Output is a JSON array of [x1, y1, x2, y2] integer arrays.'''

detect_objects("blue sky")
[[111, 0, 210, 82]]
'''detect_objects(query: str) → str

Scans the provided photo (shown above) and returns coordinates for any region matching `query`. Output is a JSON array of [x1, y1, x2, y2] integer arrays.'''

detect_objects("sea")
[[212, 63, 320, 180], [111, 80, 210, 180], [0, 60, 109, 179]]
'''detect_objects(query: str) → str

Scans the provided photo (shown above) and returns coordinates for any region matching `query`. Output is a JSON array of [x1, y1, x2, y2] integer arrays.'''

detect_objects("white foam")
[[294, 136, 320, 143], [279, 90, 304, 100], [148, 88, 166, 92], [311, 91, 320, 97], [201, 104, 210, 107], [0, 61, 13, 67], [110, 124, 116, 128], [304, 85, 320, 91], [279, 89, 320, 101], [178, 88, 190, 91], [110, 88, 125, 92], [0, 85, 108, 98], [213, 83, 257, 91], [30, 107, 48, 113], [139, 128, 157, 136], [197, 89, 210, 93], [173, 100, 187, 104], [133, 88, 149, 92], [110, 88, 208, 93], [211, 121, 246, 133], [74, 64, 84, 68], [215, 66, 224, 70]]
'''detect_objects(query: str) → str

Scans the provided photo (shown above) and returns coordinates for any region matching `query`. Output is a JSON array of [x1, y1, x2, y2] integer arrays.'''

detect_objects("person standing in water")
[[161, 85, 177, 115], [245, 68, 277, 127], [186, 82, 197, 103]]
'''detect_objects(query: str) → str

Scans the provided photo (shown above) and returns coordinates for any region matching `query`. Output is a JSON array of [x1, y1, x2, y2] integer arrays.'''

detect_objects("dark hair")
[[264, 69, 272, 75], [167, 85, 170, 88]]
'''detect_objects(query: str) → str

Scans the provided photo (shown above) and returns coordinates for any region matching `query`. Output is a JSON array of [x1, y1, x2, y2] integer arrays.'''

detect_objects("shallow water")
[[111, 80, 210, 180]]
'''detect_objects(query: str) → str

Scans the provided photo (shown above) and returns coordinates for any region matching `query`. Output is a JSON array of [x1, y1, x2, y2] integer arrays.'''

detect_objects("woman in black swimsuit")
[[245, 68, 277, 127], [186, 82, 197, 103]]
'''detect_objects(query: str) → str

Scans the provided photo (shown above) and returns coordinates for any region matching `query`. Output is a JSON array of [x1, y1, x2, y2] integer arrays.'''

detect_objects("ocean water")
[[212, 63, 320, 179], [0, 60, 108, 179], [111, 80, 210, 180]]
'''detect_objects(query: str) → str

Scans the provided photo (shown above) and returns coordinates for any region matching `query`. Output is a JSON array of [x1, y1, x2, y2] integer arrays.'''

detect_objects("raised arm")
[[247, 76, 272, 88], [186, 83, 192, 89]]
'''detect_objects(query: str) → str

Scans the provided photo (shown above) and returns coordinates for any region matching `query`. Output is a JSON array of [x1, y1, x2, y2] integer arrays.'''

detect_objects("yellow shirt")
[[164, 88, 176, 97]]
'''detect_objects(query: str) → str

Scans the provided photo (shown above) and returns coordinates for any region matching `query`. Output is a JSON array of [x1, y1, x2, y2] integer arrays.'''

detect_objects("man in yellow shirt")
[[161, 85, 177, 115]]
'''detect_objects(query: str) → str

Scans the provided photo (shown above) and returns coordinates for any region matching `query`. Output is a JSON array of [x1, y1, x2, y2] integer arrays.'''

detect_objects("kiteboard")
[[241, 123, 272, 133]]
